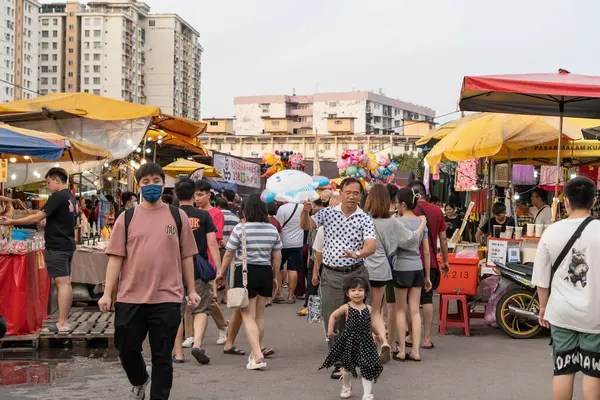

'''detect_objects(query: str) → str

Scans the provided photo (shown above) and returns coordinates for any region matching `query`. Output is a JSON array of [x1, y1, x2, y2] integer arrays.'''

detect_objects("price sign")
[[487, 238, 508, 266], [0, 159, 7, 183]]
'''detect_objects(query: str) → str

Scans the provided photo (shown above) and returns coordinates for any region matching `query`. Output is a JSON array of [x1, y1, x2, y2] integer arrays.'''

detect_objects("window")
[[68, 24, 74, 30], [93, 77, 100, 84], [40, 89, 48, 95], [84, 54, 89, 61], [84, 42, 90, 49], [271, 121, 280, 126], [93, 89, 100, 95], [149, 20, 155, 27], [52, 77, 57, 85], [52, 66, 57, 72], [84, 65, 90, 73], [94, 18, 101, 26], [68, 36, 73, 42], [84, 77, 89, 84], [68, 48, 74, 53], [68, 60, 73, 66], [52, 42, 58, 50], [84, 30, 90, 37], [260, 103, 270, 112], [41, 42, 49, 50], [68, 72, 73, 77], [53, 19, 58, 26], [298, 103, 311, 110], [334, 120, 343, 125], [41, 30, 49, 37], [41, 66, 49, 73], [40, 78, 48, 84], [41, 54, 48, 61], [53, 31, 58, 38], [42, 19, 49, 26], [404, 143, 410, 152], [93, 65, 101, 73], [328, 113, 337, 118], [85, 18, 90, 26], [94, 30, 101, 37], [93, 41, 101, 48], [93, 53, 100, 61], [329, 101, 338, 107], [210, 121, 218, 126], [68, 84, 73, 89]]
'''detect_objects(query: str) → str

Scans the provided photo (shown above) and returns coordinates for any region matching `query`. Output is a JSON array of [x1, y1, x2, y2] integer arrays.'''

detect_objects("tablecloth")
[[71, 248, 108, 285]]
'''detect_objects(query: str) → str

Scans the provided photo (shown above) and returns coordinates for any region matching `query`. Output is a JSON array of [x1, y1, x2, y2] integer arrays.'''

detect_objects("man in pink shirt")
[[194, 180, 229, 345], [98, 163, 200, 400]]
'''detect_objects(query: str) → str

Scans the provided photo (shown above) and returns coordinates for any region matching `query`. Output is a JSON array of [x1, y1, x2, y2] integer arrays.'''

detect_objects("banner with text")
[[213, 154, 261, 188]]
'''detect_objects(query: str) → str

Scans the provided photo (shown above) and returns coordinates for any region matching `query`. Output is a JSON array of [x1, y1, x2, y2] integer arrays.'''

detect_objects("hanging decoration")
[[336, 149, 397, 184], [261, 150, 307, 178], [261, 170, 329, 204]]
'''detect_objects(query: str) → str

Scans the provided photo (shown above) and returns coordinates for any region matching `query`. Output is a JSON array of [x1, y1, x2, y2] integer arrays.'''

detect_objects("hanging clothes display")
[[432, 171, 450, 204], [539, 166, 564, 191], [455, 159, 478, 191], [494, 165, 510, 187], [512, 165, 537, 185]]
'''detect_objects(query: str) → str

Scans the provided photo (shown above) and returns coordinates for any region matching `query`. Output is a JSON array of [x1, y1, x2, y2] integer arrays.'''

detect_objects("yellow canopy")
[[0, 123, 111, 162], [425, 114, 600, 170], [0, 92, 160, 120], [146, 129, 208, 156], [152, 114, 206, 138], [163, 158, 222, 178], [493, 140, 600, 164], [416, 113, 484, 146]]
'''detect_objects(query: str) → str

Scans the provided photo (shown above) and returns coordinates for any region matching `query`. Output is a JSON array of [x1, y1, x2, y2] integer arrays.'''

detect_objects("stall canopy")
[[425, 113, 600, 170], [0, 123, 111, 161], [492, 139, 600, 165], [416, 113, 483, 147], [164, 158, 222, 178]]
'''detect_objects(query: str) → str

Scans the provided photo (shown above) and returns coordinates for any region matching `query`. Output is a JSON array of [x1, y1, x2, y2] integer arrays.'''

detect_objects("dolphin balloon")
[[261, 170, 330, 204]]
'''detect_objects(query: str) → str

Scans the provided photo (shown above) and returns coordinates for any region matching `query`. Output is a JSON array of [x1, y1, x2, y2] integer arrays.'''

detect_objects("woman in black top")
[[476, 202, 516, 244]]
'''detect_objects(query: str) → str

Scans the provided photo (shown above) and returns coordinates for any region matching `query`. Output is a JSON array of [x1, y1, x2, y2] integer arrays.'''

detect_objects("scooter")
[[493, 261, 543, 339]]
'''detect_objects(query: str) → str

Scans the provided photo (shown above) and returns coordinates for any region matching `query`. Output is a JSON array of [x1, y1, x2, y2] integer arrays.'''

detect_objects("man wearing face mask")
[[99, 163, 200, 400], [115, 191, 137, 220]]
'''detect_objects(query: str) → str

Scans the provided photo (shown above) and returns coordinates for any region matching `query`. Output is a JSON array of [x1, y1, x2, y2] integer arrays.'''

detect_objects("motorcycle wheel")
[[496, 288, 543, 339]]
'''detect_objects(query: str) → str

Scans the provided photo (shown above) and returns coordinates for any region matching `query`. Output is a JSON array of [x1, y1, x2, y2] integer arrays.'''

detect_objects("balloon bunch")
[[261, 150, 307, 178], [337, 149, 398, 184]]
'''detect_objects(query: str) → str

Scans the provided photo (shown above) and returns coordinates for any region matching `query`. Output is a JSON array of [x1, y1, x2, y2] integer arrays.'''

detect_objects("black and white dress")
[[319, 304, 383, 382]]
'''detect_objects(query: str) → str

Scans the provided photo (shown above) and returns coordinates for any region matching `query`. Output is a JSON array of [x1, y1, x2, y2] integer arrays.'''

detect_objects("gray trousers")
[[319, 265, 370, 360]]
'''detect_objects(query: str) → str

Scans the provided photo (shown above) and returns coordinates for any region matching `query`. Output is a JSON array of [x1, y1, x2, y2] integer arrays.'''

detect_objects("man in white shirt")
[[275, 202, 304, 304], [532, 176, 600, 400], [530, 188, 552, 226]]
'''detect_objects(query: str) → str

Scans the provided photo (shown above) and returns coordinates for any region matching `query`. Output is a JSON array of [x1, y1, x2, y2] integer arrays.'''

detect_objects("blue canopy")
[[0, 126, 65, 160]]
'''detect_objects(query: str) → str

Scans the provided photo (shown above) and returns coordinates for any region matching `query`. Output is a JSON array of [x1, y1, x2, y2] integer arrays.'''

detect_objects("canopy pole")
[[486, 158, 494, 236], [553, 100, 565, 221], [507, 148, 517, 227]]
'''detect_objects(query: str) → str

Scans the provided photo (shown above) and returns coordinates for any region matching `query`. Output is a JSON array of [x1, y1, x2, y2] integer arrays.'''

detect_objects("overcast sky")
[[147, 0, 598, 123]]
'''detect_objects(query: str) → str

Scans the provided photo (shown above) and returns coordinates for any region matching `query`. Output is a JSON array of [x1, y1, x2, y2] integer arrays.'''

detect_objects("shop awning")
[[492, 139, 600, 165], [163, 158, 222, 178]]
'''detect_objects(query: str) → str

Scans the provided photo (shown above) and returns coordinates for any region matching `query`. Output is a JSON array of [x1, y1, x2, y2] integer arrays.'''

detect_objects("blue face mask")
[[141, 184, 163, 204]]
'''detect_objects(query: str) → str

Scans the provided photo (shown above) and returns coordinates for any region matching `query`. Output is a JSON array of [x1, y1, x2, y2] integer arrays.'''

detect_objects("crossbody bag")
[[549, 217, 594, 290], [373, 222, 394, 270], [281, 204, 299, 229], [227, 224, 249, 309]]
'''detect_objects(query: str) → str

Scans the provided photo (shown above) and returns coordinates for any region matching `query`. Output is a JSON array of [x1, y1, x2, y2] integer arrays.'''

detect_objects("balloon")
[[367, 160, 378, 171], [264, 153, 275, 166], [377, 156, 390, 167], [368, 153, 376, 161], [337, 159, 349, 169], [312, 176, 330, 187], [346, 165, 358, 176], [387, 162, 398, 173], [262, 170, 321, 204], [358, 167, 368, 178], [377, 166, 386, 175], [339, 169, 347, 177]]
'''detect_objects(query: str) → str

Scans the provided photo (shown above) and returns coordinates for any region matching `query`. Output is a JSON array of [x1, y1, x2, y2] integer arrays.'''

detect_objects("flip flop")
[[407, 352, 421, 362], [42, 324, 70, 334], [191, 348, 210, 365], [261, 348, 275, 358], [422, 342, 435, 350], [223, 346, 246, 356], [172, 355, 185, 364], [405, 341, 413, 347], [380, 344, 392, 364]]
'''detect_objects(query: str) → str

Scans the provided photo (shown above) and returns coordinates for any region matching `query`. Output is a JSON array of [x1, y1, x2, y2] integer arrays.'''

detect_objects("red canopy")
[[459, 70, 600, 118]]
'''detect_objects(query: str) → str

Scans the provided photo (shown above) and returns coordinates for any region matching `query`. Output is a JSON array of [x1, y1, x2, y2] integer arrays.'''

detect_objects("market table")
[[0, 250, 49, 336], [71, 247, 108, 285]]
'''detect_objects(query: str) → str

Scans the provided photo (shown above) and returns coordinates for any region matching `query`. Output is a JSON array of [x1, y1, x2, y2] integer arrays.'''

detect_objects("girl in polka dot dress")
[[320, 277, 383, 400]]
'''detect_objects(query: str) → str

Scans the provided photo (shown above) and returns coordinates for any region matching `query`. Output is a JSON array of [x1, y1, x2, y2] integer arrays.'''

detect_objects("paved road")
[[0, 301, 579, 399]]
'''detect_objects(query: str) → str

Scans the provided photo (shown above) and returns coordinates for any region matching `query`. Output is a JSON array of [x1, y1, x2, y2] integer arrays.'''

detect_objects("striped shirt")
[[226, 222, 283, 266], [221, 209, 240, 244]]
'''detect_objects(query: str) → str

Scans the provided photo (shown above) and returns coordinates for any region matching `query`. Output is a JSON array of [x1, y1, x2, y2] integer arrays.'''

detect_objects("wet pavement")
[[0, 300, 581, 399]]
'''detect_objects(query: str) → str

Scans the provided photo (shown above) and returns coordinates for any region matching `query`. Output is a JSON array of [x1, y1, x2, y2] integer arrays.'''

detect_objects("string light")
[[126, 139, 133, 146], [107, 177, 113, 181], [158, 135, 163, 140], [9, 157, 16, 163], [140, 158, 147, 165], [104, 162, 109, 168], [10, 174, 16, 181], [54, 163, 60, 167], [23, 155, 30, 160], [513, 193, 520, 200], [570, 173, 576, 179], [145, 148, 151, 154], [93, 180, 99, 186], [136, 147, 142, 153]]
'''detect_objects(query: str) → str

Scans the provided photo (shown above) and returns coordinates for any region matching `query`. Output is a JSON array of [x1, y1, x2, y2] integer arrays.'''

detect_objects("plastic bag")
[[456, 249, 478, 259], [307, 295, 321, 323]]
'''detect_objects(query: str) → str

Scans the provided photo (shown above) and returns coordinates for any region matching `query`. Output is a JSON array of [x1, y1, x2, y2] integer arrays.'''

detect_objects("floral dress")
[[319, 304, 383, 382]]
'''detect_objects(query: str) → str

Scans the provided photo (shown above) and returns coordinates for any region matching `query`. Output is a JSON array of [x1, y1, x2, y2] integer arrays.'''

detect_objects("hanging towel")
[[512, 165, 537, 185], [539, 166, 564, 191]]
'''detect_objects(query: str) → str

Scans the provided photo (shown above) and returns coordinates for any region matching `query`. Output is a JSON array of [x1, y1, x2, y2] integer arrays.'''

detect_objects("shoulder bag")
[[373, 221, 394, 270], [281, 204, 299, 229], [416, 204, 439, 269], [227, 223, 249, 309]]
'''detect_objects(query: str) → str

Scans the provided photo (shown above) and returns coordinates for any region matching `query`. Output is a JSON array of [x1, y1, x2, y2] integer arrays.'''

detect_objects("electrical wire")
[[0, 78, 42, 96]]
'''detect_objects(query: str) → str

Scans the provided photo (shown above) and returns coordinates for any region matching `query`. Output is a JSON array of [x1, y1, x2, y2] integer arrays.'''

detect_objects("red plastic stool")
[[439, 294, 470, 336]]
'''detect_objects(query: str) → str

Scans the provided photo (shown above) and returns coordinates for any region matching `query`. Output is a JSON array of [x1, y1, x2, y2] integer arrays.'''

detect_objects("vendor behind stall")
[[516, 200, 533, 227], [530, 188, 552, 226], [476, 202, 516, 244]]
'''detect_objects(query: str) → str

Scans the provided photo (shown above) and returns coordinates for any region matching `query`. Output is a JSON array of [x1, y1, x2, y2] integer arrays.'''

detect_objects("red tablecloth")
[[0, 251, 49, 336]]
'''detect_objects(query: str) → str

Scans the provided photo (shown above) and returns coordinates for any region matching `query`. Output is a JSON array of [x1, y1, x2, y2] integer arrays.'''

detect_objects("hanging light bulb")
[[145, 148, 151, 154], [9, 157, 16, 163], [54, 162, 60, 167], [533, 170, 539, 178], [513, 193, 520, 200], [136, 147, 142, 153], [10, 174, 16, 181], [147, 137, 153, 142], [104, 162, 110, 168], [129, 160, 137, 167], [93, 180, 99, 186], [157, 139, 163, 145], [107, 177, 113, 181], [158, 135, 163, 140], [23, 155, 30, 160], [570, 173, 576, 179], [141, 158, 147, 165], [126, 139, 133, 146]]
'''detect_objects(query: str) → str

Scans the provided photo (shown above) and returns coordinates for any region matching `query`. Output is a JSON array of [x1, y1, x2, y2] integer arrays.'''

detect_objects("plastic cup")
[[515, 227, 523, 239], [505, 227, 514, 239], [493, 225, 502, 238], [526, 224, 535, 237], [535, 224, 544, 237]]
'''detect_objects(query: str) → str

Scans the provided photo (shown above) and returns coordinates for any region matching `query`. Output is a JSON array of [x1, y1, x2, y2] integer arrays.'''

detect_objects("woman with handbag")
[[218, 194, 283, 370]]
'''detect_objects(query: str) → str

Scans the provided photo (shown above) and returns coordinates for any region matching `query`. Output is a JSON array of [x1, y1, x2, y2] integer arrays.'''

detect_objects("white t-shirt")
[[532, 218, 600, 333], [312, 227, 324, 253], [276, 203, 303, 249], [530, 205, 552, 226]]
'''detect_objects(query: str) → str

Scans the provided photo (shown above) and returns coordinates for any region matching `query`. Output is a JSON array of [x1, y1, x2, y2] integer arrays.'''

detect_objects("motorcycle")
[[492, 261, 543, 339]]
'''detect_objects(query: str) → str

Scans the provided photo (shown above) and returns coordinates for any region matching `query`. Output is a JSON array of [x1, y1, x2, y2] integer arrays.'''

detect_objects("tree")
[[390, 153, 422, 179]]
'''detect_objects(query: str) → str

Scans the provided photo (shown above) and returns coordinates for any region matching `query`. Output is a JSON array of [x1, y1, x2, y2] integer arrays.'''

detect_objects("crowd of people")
[[0, 161, 598, 400]]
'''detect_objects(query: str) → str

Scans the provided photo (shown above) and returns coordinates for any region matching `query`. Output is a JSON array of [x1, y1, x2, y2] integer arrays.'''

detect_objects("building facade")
[[38, 0, 202, 119], [0, 0, 40, 102], [234, 91, 435, 136]]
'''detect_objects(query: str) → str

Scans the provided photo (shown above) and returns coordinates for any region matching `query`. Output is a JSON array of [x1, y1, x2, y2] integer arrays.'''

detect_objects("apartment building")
[[144, 14, 202, 120], [234, 91, 435, 136], [38, 1, 202, 119], [0, 0, 40, 102]]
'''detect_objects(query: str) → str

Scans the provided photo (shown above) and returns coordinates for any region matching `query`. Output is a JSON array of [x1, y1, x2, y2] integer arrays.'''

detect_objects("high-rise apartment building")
[[234, 91, 435, 136], [0, 0, 40, 102], [38, 0, 202, 119]]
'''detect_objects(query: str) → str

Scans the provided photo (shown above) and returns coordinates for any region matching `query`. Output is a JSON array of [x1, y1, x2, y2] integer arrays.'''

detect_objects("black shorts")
[[280, 247, 303, 272], [392, 270, 425, 289], [234, 264, 274, 298], [420, 268, 440, 305], [369, 280, 390, 288], [45, 249, 74, 279]]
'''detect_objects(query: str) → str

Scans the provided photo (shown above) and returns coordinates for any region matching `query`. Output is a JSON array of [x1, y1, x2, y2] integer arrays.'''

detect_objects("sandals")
[[330, 366, 343, 379], [191, 348, 211, 365], [246, 356, 267, 370], [379, 344, 391, 364], [261, 348, 275, 358], [42, 324, 70, 334], [172, 355, 185, 364], [422, 342, 435, 349], [407, 352, 421, 362], [223, 346, 246, 356], [392, 352, 406, 362]]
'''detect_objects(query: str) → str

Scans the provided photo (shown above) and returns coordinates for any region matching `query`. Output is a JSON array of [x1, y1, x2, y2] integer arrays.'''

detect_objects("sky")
[[145, 0, 600, 123]]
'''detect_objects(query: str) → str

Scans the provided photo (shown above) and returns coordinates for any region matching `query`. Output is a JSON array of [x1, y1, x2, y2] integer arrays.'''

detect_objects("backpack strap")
[[124, 205, 182, 248], [124, 207, 135, 247], [549, 216, 594, 288], [282, 204, 299, 229], [416, 204, 439, 269]]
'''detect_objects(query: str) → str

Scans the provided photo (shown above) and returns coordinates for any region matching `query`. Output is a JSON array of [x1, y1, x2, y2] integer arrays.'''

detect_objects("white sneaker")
[[182, 337, 194, 348], [362, 395, 374, 400], [216, 320, 229, 345], [340, 382, 352, 399], [130, 365, 151, 400]]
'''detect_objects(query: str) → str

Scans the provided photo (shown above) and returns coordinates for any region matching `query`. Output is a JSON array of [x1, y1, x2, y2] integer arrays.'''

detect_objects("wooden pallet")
[[39, 310, 115, 349], [0, 333, 39, 352]]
